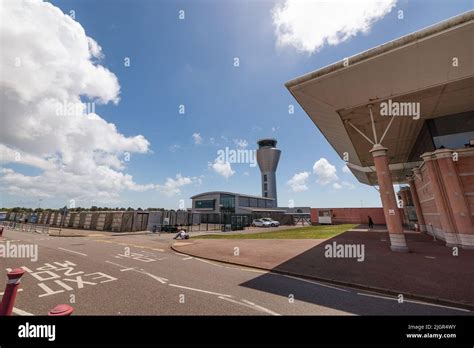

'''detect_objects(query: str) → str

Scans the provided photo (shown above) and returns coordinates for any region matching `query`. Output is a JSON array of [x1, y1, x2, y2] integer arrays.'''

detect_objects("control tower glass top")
[[257, 139, 277, 148]]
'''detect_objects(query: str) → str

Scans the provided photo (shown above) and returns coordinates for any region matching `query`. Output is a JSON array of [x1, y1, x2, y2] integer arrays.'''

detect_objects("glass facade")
[[220, 194, 236, 213], [195, 200, 215, 209]]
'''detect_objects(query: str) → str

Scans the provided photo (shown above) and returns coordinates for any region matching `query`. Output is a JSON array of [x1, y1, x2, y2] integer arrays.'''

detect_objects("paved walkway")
[[172, 231, 474, 310]]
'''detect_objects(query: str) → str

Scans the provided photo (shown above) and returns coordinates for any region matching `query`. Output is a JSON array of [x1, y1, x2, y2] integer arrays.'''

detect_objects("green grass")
[[194, 224, 357, 239]]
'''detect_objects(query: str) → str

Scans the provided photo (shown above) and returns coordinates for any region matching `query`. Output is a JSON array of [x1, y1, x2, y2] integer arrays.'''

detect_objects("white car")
[[262, 218, 280, 227], [251, 219, 272, 227]]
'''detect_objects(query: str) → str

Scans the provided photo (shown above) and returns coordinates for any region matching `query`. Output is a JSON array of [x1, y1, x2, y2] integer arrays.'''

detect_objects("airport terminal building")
[[287, 11, 474, 251]]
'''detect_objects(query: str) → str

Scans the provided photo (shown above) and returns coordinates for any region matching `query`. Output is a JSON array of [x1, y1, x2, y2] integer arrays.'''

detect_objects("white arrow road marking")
[[218, 296, 280, 316], [57, 247, 88, 257], [182, 257, 193, 261]]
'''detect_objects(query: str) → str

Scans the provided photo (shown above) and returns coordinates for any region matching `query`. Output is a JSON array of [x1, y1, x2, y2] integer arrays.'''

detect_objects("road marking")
[[241, 299, 281, 316], [218, 296, 280, 316], [105, 261, 168, 284], [13, 307, 34, 316], [192, 258, 223, 268], [57, 247, 88, 256], [356, 292, 470, 312], [275, 274, 349, 293], [169, 284, 232, 297], [182, 257, 193, 261]]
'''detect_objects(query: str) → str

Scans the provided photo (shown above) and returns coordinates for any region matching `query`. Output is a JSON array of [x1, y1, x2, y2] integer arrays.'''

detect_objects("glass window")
[[263, 174, 267, 182], [258, 199, 266, 208], [195, 200, 215, 209], [250, 198, 258, 207], [220, 195, 235, 209], [239, 196, 250, 207], [263, 183, 268, 191], [264, 192, 267, 197], [266, 200, 273, 208]]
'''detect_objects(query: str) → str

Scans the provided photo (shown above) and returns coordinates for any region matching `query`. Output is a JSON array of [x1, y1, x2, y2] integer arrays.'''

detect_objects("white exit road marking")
[[57, 247, 88, 257]]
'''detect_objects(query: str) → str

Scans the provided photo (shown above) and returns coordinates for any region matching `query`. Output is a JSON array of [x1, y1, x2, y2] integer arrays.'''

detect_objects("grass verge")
[[194, 224, 357, 239]]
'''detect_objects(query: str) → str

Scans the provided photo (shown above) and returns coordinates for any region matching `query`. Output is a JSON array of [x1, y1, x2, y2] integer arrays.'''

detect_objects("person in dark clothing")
[[368, 216, 374, 230]]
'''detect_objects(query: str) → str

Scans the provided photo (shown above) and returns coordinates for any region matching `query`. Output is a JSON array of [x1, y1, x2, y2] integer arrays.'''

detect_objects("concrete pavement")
[[0, 227, 471, 315]]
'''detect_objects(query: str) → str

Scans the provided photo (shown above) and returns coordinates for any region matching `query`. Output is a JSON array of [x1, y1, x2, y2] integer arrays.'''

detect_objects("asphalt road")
[[0, 228, 471, 316]]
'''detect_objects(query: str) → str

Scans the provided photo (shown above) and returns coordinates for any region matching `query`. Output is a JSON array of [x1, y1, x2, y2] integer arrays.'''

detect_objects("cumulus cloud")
[[209, 160, 235, 179], [192, 133, 203, 145], [156, 174, 196, 197], [287, 171, 310, 192], [272, 0, 397, 54], [332, 182, 343, 190], [0, 0, 154, 204], [333, 181, 355, 190], [313, 158, 338, 185]]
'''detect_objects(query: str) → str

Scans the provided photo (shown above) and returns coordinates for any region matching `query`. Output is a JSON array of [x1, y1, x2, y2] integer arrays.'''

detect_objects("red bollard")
[[48, 304, 74, 316], [0, 268, 25, 316]]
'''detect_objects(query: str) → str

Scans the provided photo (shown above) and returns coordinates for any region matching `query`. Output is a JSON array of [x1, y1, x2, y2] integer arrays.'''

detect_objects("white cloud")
[[313, 158, 338, 185], [209, 159, 235, 179], [342, 164, 351, 174], [156, 174, 195, 197], [333, 181, 355, 190], [0, 0, 154, 204], [169, 144, 181, 153], [233, 139, 248, 149], [192, 133, 203, 145], [272, 0, 397, 54], [287, 171, 310, 192], [341, 181, 355, 189]]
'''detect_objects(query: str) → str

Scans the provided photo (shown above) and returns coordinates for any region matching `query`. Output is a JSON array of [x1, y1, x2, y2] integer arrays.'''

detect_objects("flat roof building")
[[286, 11, 474, 251], [190, 191, 280, 215]]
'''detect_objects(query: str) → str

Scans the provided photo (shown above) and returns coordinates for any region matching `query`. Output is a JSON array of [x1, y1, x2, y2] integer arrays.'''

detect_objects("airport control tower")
[[256, 138, 281, 207]]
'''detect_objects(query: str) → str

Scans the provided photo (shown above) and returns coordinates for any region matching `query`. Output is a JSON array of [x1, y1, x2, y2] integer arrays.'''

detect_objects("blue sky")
[[1, 0, 473, 209]]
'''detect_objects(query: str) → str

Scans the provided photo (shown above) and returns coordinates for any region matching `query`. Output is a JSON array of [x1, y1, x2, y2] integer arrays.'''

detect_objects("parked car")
[[251, 219, 272, 227], [261, 218, 280, 227]]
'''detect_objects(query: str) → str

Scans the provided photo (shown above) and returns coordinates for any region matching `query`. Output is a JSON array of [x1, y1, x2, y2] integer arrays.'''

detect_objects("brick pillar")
[[370, 144, 408, 252], [408, 174, 426, 232], [421, 152, 457, 246], [435, 149, 474, 249]]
